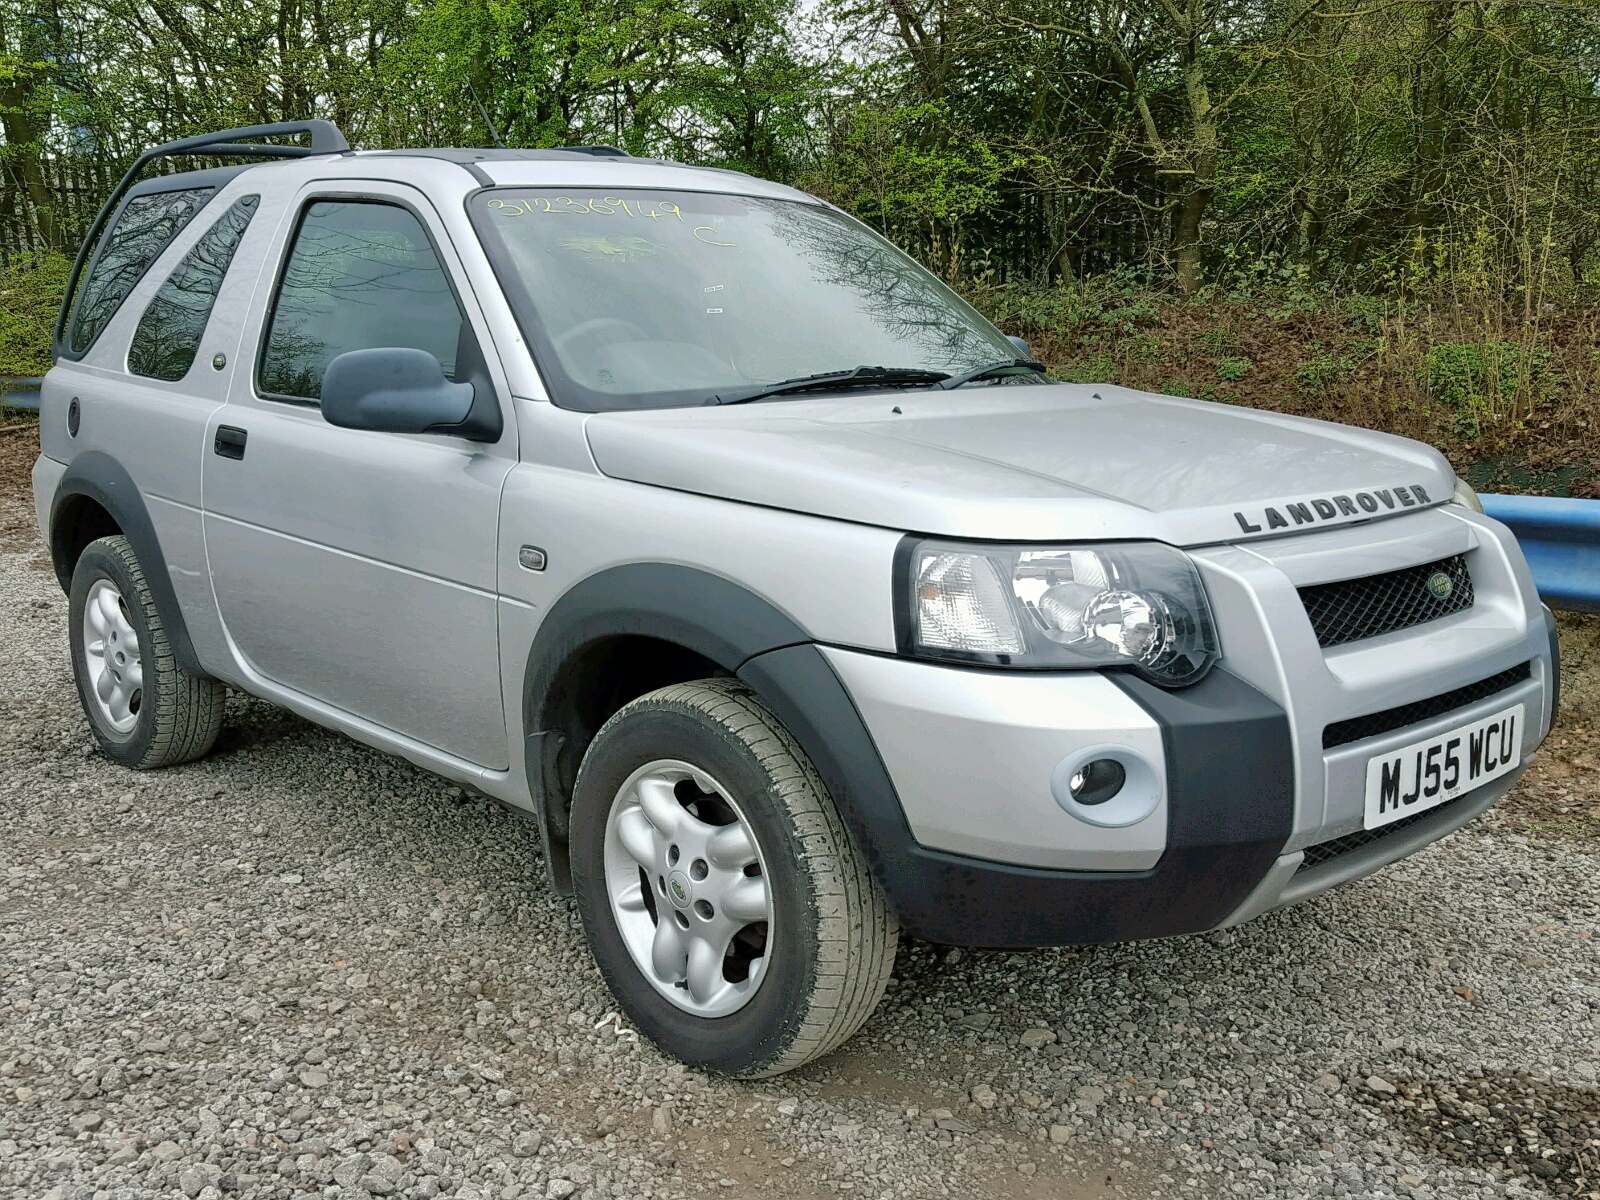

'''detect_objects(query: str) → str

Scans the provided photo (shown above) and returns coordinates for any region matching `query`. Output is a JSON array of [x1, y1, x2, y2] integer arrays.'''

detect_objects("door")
[[202, 183, 515, 768]]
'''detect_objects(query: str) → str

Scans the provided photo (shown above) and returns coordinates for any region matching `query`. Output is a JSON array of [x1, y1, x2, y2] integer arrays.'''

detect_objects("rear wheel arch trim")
[[50, 451, 207, 677]]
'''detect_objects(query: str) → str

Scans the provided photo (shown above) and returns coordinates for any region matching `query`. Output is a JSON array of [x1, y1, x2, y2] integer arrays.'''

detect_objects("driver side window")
[[258, 199, 466, 404]]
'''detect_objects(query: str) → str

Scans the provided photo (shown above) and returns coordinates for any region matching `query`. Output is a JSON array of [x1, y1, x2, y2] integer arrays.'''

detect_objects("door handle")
[[214, 426, 248, 460]]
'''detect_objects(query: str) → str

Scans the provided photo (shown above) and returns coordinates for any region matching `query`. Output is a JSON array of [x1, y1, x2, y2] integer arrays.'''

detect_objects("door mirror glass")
[[320, 347, 474, 435]]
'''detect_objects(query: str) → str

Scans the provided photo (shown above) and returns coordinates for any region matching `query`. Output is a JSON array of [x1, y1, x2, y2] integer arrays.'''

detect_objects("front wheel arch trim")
[[520, 563, 876, 890]]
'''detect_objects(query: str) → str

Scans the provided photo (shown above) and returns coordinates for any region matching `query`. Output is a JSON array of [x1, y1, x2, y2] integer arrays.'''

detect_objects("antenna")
[[466, 77, 507, 149]]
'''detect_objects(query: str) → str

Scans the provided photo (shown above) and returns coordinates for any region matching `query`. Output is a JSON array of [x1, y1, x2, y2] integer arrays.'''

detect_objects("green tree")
[[1, 2, 64, 248]]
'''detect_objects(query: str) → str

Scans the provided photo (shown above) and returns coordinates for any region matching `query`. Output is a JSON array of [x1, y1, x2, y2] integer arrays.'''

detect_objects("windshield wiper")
[[934, 358, 1050, 390], [707, 365, 950, 406]]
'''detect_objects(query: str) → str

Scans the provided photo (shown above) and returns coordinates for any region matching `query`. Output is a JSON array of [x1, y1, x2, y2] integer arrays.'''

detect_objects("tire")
[[569, 678, 897, 1077], [68, 534, 225, 769]]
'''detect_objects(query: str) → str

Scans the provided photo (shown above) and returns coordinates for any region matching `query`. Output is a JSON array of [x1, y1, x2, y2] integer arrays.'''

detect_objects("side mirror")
[[1007, 334, 1033, 359], [321, 348, 476, 436]]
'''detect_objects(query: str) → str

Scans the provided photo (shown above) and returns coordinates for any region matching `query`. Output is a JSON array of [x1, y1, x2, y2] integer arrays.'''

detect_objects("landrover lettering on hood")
[[1233, 484, 1434, 535]]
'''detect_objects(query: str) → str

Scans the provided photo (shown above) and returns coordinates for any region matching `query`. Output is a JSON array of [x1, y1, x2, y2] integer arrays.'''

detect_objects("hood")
[[582, 383, 1456, 546]]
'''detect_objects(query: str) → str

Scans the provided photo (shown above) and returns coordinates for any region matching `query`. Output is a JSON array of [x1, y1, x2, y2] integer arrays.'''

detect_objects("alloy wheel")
[[602, 759, 773, 1017], [82, 578, 143, 734]]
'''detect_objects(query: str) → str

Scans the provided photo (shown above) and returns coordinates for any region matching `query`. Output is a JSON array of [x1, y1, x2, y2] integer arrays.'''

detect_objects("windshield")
[[469, 188, 1020, 411]]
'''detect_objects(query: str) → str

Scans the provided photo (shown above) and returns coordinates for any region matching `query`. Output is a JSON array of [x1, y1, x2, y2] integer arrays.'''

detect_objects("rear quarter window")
[[68, 187, 216, 355], [128, 195, 260, 382]]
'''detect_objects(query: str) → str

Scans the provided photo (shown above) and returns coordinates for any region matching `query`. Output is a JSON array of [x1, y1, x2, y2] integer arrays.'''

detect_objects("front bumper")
[[743, 645, 1296, 947], [1219, 766, 1523, 929], [742, 508, 1554, 948]]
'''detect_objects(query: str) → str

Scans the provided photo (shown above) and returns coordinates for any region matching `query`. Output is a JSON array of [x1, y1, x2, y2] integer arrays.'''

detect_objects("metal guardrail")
[[1, 376, 43, 411], [1482, 493, 1600, 614]]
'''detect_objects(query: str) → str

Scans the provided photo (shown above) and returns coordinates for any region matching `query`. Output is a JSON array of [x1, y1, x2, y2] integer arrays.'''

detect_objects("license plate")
[[1363, 704, 1524, 830]]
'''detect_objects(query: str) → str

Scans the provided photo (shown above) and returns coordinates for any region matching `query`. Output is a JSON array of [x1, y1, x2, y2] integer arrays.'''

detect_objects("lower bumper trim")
[[1218, 767, 1520, 925]]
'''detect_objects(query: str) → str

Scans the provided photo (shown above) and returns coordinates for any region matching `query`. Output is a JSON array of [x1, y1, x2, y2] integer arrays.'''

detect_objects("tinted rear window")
[[69, 187, 215, 355], [129, 195, 260, 382]]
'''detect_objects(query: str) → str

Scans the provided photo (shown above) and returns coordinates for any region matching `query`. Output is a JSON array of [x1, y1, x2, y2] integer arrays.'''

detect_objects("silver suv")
[[32, 122, 1559, 1077]]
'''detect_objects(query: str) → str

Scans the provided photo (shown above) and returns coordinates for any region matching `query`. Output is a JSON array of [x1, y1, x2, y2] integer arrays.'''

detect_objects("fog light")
[[1051, 745, 1162, 828], [1069, 758, 1126, 806]]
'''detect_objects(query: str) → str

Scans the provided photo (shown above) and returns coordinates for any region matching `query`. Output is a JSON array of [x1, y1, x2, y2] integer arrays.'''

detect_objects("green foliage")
[[0, 252, 69, 379], [4, 0, 1600, 306], [393, 0, 721, 151], [1343, 294, 1393, 336], [967, 274, 1158, 342], [1215, 357, 1253, 382], [1422, 342, 1541, 409], [804, 102, 1007, 277], [1421, 341, 1551, 437], [1051, 351, 1117, 383], [1295, 352, 1355, 393]]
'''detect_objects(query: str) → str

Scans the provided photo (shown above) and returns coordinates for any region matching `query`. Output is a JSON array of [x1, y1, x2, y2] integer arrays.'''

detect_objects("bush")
[[964, 269, 1158, 346], [1420, 340, 1550, 435], [1295, 351, 1355, 392], [0, 252, 71, 378]]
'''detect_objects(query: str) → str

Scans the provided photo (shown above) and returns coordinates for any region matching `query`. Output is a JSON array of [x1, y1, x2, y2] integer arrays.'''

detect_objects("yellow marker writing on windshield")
[[488, 197, 685, 222]]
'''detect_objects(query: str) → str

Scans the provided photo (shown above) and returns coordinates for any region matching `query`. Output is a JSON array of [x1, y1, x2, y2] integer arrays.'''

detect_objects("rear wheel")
[[68, 535, 225, 769], [569, 679, 897, 1077]]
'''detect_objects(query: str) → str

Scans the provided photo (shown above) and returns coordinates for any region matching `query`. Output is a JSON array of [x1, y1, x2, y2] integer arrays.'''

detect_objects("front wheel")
[[569, 679, 897, 1077]]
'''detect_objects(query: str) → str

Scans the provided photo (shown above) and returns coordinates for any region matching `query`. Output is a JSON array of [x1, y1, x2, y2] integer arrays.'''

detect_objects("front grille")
[[1322, 661, 1532, 749], [1299, 554, 1474, 648], [1297, 798, 1462, 871]]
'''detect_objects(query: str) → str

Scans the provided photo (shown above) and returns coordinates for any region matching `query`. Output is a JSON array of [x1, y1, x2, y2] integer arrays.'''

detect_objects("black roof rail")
[[53, 120, 350, 360], [560, 145, 629, 157]]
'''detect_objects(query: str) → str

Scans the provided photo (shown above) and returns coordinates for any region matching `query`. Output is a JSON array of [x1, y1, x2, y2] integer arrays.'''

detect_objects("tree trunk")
[[886, 0, 948, 101], [1170, 5, 1218, 296], [1410, 0, 1455, 231], [0, 97, 61, 251], [1171, 182, 1210, 295]]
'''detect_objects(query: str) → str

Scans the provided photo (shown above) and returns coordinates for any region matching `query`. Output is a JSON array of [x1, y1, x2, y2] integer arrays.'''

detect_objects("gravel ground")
[[3, 427, 1598, 1200], [1501, 612, 1600, 844]]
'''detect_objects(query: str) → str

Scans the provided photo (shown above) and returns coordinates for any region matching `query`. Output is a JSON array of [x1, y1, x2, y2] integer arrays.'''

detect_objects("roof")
[[127, 143, 773, 199], [361, 146, 633, 163], [125, 163, 258, 199]]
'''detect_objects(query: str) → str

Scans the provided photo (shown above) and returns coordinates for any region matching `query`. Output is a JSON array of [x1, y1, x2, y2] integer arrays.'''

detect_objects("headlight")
[[898, 539, 1219, 685], [1450, 477, 1485, 513]]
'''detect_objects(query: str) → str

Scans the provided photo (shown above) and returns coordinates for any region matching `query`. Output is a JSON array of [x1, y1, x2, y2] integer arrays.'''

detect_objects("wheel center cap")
[[666, 870, 693, 909]]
